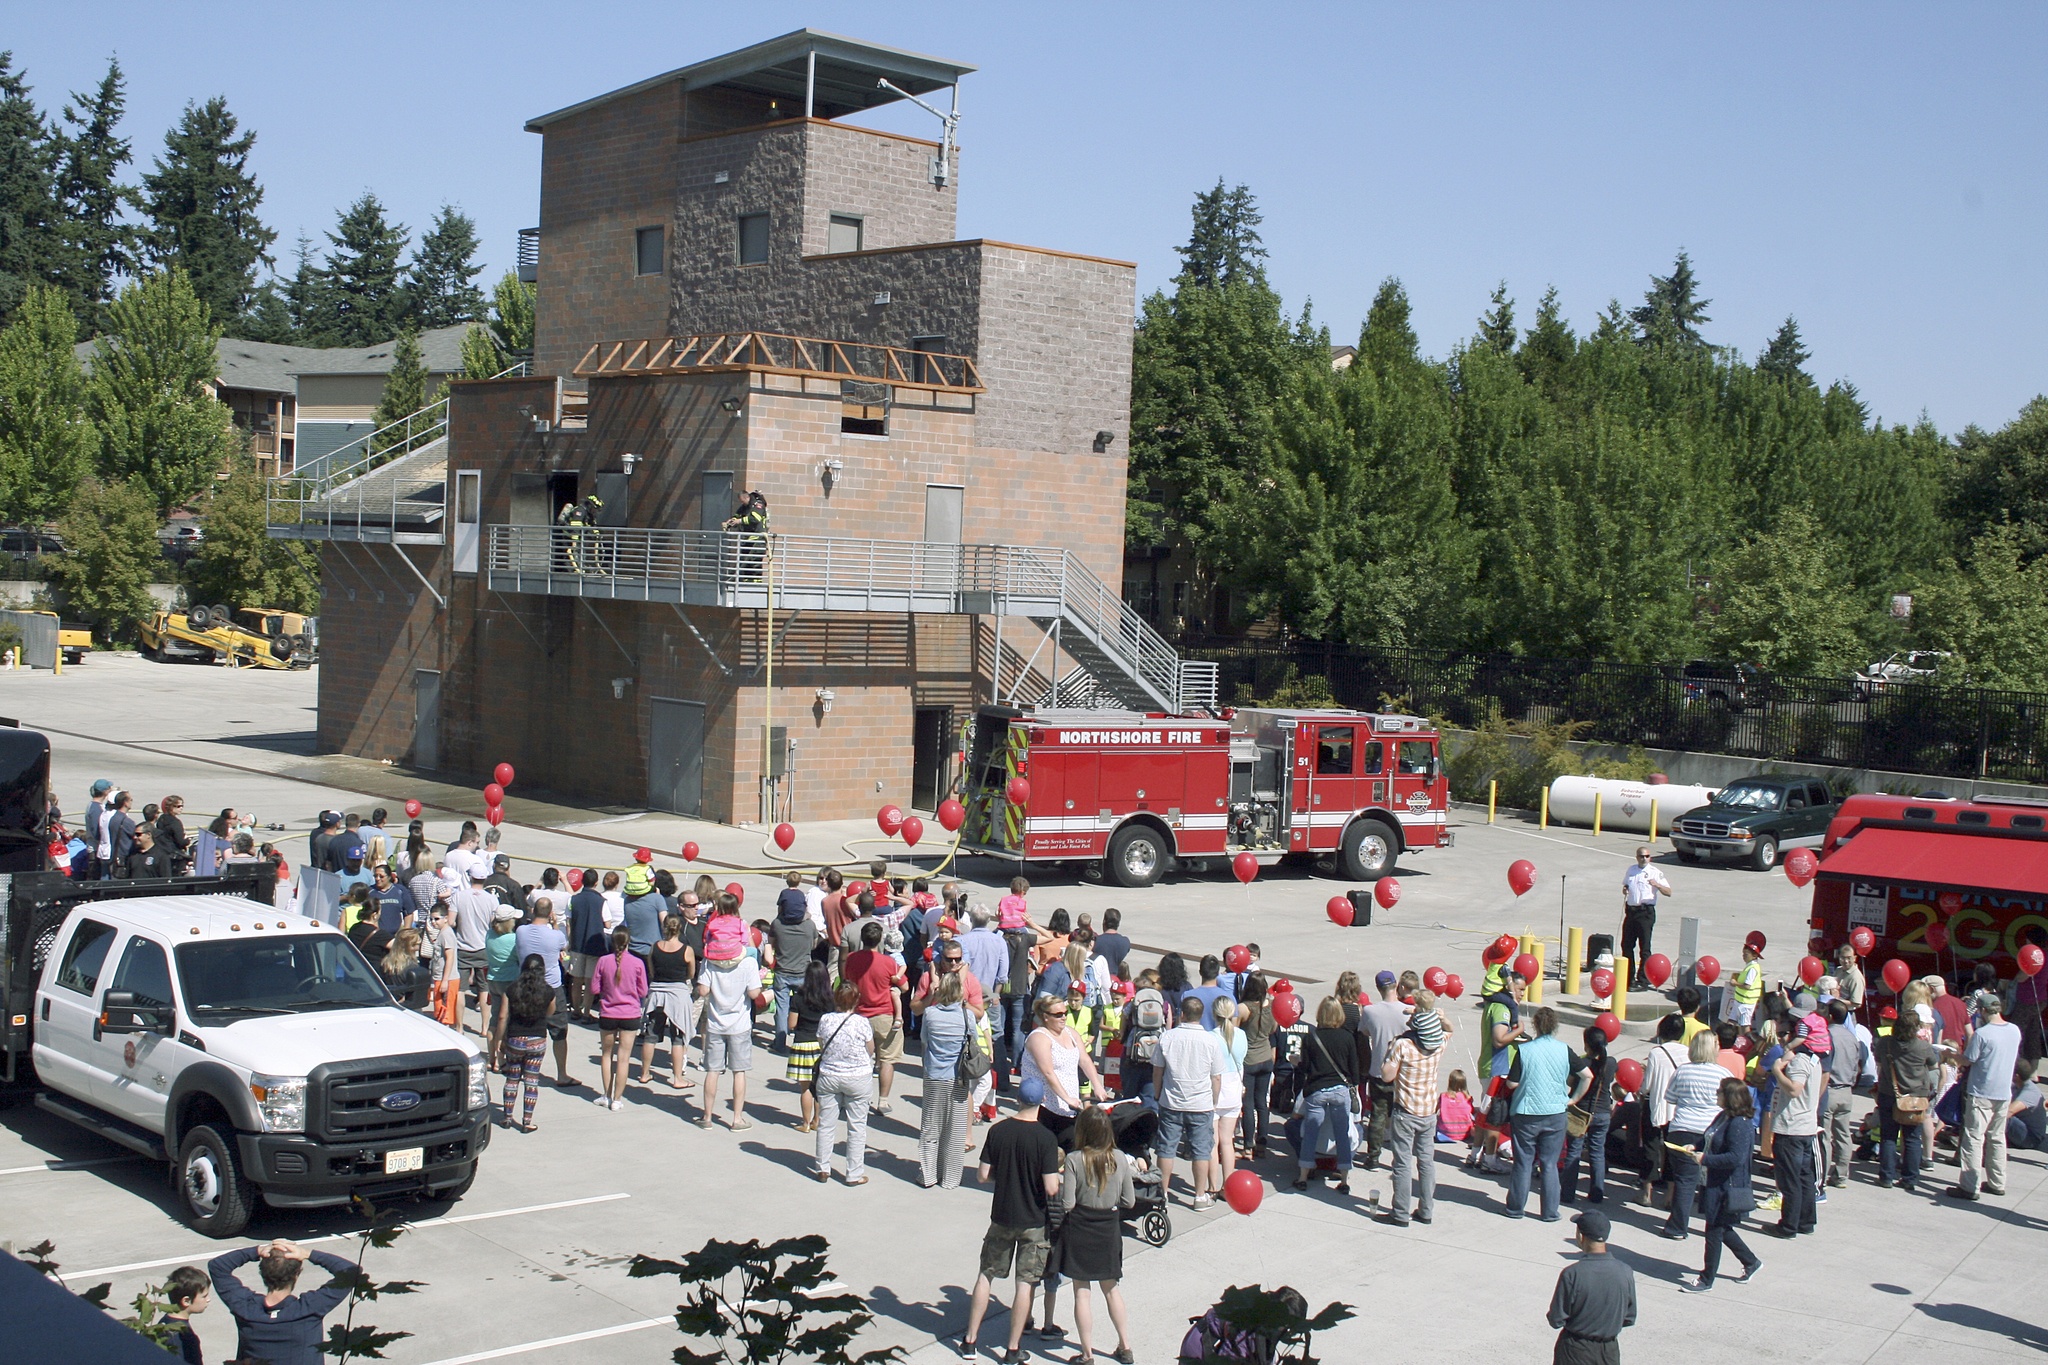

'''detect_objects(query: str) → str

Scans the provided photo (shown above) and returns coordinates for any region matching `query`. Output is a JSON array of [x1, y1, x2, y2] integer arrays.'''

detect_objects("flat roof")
[[526, 29, 975, 131]]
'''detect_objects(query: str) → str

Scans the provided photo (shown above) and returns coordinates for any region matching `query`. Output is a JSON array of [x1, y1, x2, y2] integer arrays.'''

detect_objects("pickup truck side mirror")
[[98, 990, 173, 1037]]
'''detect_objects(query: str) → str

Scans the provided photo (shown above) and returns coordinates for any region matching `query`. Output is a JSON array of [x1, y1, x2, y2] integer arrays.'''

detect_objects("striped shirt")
[[1390, 1037, 1441, 1115], [1667, 1062, 1726, 1133]]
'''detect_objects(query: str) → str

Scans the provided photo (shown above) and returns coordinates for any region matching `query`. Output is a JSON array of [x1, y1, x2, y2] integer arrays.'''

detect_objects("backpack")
[[1177, 1307, 1273, 1363], [1128, 987, 1168, 1064]]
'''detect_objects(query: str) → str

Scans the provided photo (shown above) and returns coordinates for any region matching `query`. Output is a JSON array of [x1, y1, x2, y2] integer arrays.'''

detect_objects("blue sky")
[[12, 2, 2044, 432]]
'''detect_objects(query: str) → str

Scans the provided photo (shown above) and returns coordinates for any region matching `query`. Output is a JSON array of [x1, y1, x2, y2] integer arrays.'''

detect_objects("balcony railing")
[[517, 227, 538, 283], [573, 332, 984, 393]]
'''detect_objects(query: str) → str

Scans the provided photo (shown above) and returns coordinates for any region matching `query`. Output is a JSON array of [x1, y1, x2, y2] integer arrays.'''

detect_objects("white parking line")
[[69, 1192, 630, 1279], [414, 1318, 670, 1363], [0, 1155, 141, 1177]]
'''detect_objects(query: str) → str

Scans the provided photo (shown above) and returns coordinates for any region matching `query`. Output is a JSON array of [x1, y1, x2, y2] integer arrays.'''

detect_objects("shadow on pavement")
[[1913, 1301, 2048, 1352]]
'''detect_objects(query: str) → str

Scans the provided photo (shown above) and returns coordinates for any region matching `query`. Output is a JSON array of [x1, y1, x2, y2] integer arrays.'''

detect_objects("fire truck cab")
[[959, 705, 1451, 888]]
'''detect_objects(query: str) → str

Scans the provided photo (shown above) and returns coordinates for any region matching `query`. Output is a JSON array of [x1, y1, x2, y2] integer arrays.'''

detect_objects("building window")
[[827, 214, 863, 254], [737, 213, 769, 265], [841, 380, 887, 437], [909, 334, 948, 385], [635, 226, 664, 276]]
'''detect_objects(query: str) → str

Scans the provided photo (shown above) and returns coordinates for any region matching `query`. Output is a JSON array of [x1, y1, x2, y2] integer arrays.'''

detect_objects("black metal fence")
[[1188, 639, 2048, 788]]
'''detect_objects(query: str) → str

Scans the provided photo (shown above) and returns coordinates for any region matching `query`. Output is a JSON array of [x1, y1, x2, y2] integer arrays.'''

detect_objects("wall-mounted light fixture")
[[1093, 429, 1117, 453], [815, 687, 836, 715], [611, 676, 634, 700], [621, 452, 640, 476], [719, 396, 743, 414], [819, 457, 844, 494]]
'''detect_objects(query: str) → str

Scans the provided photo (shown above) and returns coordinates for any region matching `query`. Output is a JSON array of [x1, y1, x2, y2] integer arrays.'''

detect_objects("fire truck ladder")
[[482, 526, 1221, 714]]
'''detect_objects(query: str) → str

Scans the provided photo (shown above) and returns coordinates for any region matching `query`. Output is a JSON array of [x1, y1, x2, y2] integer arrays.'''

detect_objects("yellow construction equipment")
[[137, 606, 305, 669]]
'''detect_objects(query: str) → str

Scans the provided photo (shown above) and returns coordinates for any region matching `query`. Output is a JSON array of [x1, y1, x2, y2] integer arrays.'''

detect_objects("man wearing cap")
[[1768, 1020, 1825, 1236], [1950, 991, 2020, 1201], [1620, 847, 1674, 991], [959, 1075, 1062, 1363], [448, 864, 501, 1036], [84, 779, 112, 879], [1547, 1208, 1635, 1365], [483, 853, 523, 910], [1358, 971, 1411, 1170]]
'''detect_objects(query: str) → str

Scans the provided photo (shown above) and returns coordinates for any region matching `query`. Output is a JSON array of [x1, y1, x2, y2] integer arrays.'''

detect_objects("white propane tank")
[[1546, 775, 1718, 835]]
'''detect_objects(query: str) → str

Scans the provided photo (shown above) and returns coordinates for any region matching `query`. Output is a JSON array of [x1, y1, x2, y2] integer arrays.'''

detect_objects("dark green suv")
[[1669, 776, 1841, 871]]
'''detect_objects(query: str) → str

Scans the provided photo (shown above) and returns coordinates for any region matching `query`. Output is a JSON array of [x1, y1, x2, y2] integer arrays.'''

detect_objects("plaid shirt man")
[[1390, 1036, 1441, 1115]]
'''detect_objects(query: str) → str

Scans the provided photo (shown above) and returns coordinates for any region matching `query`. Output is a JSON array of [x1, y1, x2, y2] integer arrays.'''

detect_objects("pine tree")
[[278, 232, 321, 337], [0, 283, 96, 522], [371, 329, 432, 453], [459, 322, 505, 379], [184, 453, 317, 612], [140, 97, 275, 328], [1757, 315, 1811, 385], [487, 270, 534, 358], [50, 59, 137, 328], [1630, 250, 1711, 349], [0, 53, 61, 326], [1476, 281, 1516, 354], [1175, 180, 1267, 288], [305, 193, 409, 346], [87, 268, 233, 514], [402, 206, 485, 329], [1358, 278, 1420, 376], [234, 281, 295, 344], [46, 475, 161, 639], [1515, 285, 1578, 398]]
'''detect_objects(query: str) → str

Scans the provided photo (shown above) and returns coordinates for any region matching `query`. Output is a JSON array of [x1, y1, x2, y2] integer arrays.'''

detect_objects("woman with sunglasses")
[[1023, 993, 1102, 1145]]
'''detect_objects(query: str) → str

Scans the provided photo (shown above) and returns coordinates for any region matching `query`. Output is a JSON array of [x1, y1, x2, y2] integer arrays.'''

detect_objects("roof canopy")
[[526, 29, 975, 131], [1819, 824, 2048, 898]]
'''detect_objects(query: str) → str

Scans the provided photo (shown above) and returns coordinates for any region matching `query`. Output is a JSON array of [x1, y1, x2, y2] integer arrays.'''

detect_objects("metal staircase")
[[484, 525, 1219, 714]]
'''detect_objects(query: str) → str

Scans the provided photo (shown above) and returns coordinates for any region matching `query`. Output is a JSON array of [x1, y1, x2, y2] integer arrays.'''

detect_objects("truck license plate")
[[384, 1147, 423, 1174]]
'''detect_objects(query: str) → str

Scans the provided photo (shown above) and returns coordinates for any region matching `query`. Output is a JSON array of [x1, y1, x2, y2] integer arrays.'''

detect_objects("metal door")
[[509, 475, 551, 572], [913, 708, 951, 811], [100, 934, 180, 1129], [1296, 723, 1360, 851], [924, 484, 963, 591], [33, 916, 120, 1105], [702, 472, 734, 531], [414, 670, 441, 770], [452, 470, 480, 574], [648, 698, 705, 816]]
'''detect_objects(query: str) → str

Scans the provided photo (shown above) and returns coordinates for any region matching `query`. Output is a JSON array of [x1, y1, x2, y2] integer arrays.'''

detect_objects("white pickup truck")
[[20, 884, 490, 1237]]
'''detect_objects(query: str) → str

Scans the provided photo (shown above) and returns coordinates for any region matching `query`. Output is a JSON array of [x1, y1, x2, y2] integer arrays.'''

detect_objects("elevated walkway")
[[485, 524, 1218, 714]]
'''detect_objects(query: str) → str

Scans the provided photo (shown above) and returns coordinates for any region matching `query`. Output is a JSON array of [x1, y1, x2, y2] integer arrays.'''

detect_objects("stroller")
[[1101, 1098, 1172, 1246]]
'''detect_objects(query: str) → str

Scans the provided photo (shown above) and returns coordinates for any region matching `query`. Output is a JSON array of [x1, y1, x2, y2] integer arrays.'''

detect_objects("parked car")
[[1669, 775, 1842, 870], [1680, 659, 1770, 711], [1854, 650, 1951, 697], [0, 527, 64, 560]]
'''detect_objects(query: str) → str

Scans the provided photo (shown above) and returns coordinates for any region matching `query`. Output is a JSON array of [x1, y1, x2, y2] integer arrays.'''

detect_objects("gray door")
[[414, 669, 441, 769], [701, 472, 734, 531], [648, 697, 705, 816], [924, 484, 963, 590]]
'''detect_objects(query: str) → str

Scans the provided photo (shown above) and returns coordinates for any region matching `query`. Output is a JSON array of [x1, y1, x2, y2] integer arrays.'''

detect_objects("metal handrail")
[[573, 332, 984, 392]]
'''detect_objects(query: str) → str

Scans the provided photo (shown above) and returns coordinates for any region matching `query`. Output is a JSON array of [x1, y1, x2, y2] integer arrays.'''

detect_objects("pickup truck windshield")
[[1715, 783, 1783, 811], [176, 935, 392, 1014]]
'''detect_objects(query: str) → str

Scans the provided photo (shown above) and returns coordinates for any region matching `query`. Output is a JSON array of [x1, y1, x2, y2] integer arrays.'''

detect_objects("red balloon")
[[565, 868, 583, 890], [1006, 777, 1031, 806], [1513, 952, 1539, 983], [1882, 958, 1913, 992], [2020, 944, 2047, 978], [1325, 896, 1354, 927], [1694, 955, 1721, 986], [635, 846, 654, 864], [1224, 945, 1251, 974], [1223, 1169, 1263, 1215], [1422, 966, 1448, 994], [404, 799, 422, 818], [1850, 926, 1876, 956], [1374, 877, 1402, 910], [1643, 953, 1673, 988], [1232, 852, 1258, 884], [1925, 923, 1949, 954], [1272, 978, 1295, 994], [773, 822, 796, 851], [486, 803, 503, 827], [1507, 859, 1537, 896], [1442, 974, 1465, 1000], [494, 762, 515, 788], [936, 797, 966, 832], [900, 816, 925, 848], [1272, 991, 1304, 1027], [1797, 955, 1824, 985], [681, 841, 700, 863], [1937, 891, 1962, 918], [483, 782, 505, 807], [725, 882, 745, 906], [1595, 1011, 1622, 1043], [1590, 968, 1615, 999], [877, 805, 904, 836], [1615, 1057, 1645, 1094], [1784, 847, 1819, 887]]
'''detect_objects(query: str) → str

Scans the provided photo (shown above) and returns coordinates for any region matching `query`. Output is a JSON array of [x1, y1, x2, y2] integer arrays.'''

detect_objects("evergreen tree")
[[234, 281, 295, 344], [1514, 285, 1579, 399], [1629, 250, 1711, 349], [1700, 507, 1865, 674], [87, 268, 233, 514], [1174, 180, 1267, 288], [46, 476, 160, 640], [487, 270, 534, 358], [306, 193, 408, 346], [50, 59, 137, 327], [140, 97, 275, 327], [1949, 396, 2048, 563], [1358, 278, 1420, 377], [1756, 315, 1811, 385], [184, 453, 317, 612], [278, 232, 320, 337], [459, 322, 506, 379], [0, 53, 61, 326], [371, 329, 431, 451], [1476, 281, 1516, 354], [0, 283, 96, 522], [402, 206, 485, 329]]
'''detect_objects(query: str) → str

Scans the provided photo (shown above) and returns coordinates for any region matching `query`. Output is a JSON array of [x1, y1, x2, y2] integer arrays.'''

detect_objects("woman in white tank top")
[[1022, 994, 1100, 1143]]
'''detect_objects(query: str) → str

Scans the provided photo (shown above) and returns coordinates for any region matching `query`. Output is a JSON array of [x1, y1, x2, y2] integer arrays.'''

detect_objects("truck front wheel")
[[1340, 819, 1399, 881], [1749, 835, 1779, 872], [176, 1124, 254, 1238], [1107, 825, 1168, 888]]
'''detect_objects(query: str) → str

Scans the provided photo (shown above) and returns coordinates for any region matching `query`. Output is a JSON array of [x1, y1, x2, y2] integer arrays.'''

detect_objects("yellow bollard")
[[1541, 787, 1550, 830], [1613, 957, 1630, 1022], [1649, 798, 1659, 841], [52, 646, 60, 677], [1528, 939, 1546, 1003], [1564, 926, 1584, 996], [1593, 791, 1603, 836], [1488, 780, 1497, 825]]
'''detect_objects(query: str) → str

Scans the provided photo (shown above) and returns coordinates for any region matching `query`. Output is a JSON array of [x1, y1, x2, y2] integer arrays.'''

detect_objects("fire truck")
[[1809, 792, 2048, 973], [958, 705, 1452, 887]]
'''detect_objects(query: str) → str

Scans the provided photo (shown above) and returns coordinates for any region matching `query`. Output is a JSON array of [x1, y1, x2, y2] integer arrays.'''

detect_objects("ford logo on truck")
[[379, 1089, 423, 1112]]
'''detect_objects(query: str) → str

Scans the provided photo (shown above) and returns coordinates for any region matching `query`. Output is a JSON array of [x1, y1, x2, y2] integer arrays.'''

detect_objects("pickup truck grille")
[[1675, 819, 1732, 839], [320, 1063, 462, 1142]]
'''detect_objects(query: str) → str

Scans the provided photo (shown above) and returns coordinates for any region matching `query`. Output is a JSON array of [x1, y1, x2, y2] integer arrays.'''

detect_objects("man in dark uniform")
[[1547, 1208, 1636, 1365], [722, 490, 769, 581]]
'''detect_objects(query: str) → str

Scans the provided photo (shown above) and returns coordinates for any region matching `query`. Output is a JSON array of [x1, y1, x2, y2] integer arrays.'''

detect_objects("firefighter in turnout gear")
[[554, 496, 585, 573], [579, 494, 606, 574], [722, 490, 770, 582]]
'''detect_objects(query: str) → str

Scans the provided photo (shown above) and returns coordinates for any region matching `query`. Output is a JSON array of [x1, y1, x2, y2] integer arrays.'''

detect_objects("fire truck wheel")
[[1749, 834, 1778, 872], [1340, 818, 1399, 882], [1107, 824, 1168, 888]]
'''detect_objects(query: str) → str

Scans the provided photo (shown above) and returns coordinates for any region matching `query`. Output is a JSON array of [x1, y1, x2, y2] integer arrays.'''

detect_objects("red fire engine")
[[1809, 792, 2048, 973], [958, 705, 1452, 887]]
